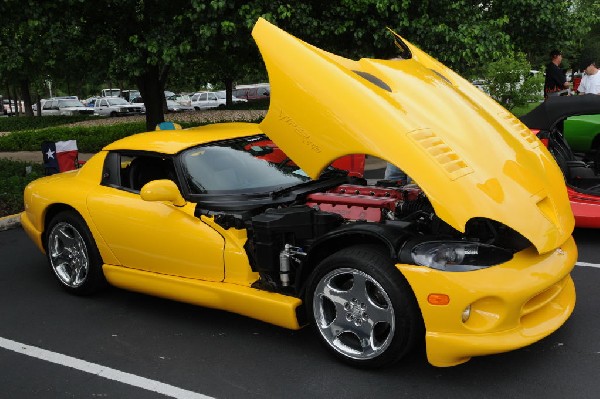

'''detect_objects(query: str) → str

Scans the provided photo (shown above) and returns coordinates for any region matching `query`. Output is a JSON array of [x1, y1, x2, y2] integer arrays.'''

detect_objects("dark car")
[[520, 95, 600, 227]]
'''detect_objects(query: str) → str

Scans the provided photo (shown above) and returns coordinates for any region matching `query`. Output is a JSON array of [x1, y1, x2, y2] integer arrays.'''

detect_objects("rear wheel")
[[306, 245, 422, 368], [46, 211, 106, 295]]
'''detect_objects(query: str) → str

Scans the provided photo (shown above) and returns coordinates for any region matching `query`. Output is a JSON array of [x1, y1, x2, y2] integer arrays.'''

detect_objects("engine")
[[206, 182, 530, 295]]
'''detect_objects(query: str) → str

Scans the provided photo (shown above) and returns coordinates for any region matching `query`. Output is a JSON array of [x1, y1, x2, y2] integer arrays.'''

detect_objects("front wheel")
[[306, 245, 422, 368], [46, 211, 106, 295]]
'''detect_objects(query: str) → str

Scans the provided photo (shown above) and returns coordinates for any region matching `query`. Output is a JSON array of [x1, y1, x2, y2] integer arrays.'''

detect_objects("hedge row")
[[0, 115, 102, 132], [0, 159, 44, 217], [0, 118, 266, 153], [0, 122, 149, 153]]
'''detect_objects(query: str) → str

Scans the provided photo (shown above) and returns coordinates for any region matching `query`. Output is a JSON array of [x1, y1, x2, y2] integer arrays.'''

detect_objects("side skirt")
[[103, 264, 303, 330]]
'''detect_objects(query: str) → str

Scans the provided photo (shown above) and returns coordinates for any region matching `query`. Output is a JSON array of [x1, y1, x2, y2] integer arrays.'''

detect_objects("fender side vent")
[[408, 129, 473, 180]]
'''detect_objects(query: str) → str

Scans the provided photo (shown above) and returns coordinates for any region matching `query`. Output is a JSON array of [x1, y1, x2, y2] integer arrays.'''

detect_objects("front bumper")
[[21, 210, 44, 253], [397, 236, 577, 367]]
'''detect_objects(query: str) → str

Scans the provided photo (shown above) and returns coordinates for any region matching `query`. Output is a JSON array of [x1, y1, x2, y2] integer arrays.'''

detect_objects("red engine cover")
[[306, 184, 413, 222]]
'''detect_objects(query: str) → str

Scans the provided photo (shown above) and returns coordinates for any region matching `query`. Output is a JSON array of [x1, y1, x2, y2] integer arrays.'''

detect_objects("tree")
[[485, 52, 544, 110], [486, 0, 597, 69], [76, 1, 210, 130], [0, 1, 90, 116]]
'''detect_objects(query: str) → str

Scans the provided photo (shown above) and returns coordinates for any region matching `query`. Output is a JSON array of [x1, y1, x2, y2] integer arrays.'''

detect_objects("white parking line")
[[0, 337, 213, 399], [576, 261, 600, 269]]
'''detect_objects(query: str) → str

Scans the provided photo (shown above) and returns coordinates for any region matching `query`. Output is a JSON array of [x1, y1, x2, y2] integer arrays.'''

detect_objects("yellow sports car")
[[21, 19, 576, 368]]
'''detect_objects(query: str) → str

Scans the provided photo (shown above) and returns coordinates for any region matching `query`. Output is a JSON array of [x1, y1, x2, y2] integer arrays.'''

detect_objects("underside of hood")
[[251, 18, 573, 254]]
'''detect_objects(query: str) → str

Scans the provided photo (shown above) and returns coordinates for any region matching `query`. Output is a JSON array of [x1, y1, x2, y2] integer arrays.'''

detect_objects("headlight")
[[462, 305, 471, 322], [410, 241, 513, 272]]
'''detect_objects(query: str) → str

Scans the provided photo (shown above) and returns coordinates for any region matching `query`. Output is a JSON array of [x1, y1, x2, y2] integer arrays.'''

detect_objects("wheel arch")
[[298, 225, 409, 295], [42, 204, 81, 250]]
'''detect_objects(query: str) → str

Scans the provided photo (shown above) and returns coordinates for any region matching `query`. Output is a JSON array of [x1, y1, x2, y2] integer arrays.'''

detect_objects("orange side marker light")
[[428, 293, 450, 305]]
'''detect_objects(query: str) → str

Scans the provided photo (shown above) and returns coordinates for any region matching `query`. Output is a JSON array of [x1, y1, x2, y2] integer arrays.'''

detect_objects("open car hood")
[[252, 18, 573, 254]]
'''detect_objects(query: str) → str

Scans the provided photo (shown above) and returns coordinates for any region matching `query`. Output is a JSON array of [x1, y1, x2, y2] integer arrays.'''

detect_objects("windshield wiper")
[[269, 175, 347, 199]]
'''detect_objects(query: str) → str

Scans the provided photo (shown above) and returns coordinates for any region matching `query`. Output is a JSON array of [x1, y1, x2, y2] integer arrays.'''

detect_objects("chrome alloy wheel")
[[47, 222, 90, 288], [312, 267, 395, 360]]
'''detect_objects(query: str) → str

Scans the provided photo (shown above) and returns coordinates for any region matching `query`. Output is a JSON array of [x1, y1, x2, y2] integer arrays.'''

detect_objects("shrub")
[[0, 113, 266, 152], [0, 123, 147, 152], [0, 115, 101, 132], [0, 159, 44, 217], [485, 52, 544, 110]]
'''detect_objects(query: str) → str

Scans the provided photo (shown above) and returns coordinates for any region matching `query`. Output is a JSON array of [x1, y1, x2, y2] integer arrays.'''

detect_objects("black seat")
[[129, 157, 174, 191]]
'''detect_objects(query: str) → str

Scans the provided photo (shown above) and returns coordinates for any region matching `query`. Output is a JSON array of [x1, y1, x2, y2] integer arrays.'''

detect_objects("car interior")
[[541, 124, 600, 194], [127, 156, 178, 191]]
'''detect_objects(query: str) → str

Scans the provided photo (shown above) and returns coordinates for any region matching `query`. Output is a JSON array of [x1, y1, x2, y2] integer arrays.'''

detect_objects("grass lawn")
[[512, 101, 541, 117]]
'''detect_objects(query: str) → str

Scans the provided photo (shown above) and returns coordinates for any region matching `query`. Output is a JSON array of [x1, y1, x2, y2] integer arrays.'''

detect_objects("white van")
[[190, 92, 225, 110]]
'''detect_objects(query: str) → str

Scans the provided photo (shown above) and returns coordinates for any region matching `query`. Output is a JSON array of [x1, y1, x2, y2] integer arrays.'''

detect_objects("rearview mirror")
[[140, 179, 186, 207]]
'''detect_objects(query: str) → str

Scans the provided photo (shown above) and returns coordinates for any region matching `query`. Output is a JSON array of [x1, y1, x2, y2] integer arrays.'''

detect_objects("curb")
[[0, 213, 21, 231]]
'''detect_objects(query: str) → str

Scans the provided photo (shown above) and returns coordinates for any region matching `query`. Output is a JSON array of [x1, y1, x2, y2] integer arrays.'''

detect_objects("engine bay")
[[196, 180, 531, 295]]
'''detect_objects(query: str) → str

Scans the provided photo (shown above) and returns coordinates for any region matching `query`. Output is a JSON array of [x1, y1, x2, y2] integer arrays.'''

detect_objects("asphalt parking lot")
[[1, 225, 599, 398]]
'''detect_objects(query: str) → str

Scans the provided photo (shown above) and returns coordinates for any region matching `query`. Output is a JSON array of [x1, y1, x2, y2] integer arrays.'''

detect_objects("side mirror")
[[140, 179, 186, 207]]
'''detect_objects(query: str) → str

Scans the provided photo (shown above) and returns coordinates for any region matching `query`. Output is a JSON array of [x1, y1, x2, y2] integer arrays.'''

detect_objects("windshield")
[[180, 136, 313, 194], [108, 98, 129, 105], [59, 100, 84, 107]]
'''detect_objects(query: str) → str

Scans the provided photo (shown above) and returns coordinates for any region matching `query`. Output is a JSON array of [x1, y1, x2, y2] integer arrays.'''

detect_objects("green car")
[[520, 95, 600, 154], [564, 114, 600, 152]]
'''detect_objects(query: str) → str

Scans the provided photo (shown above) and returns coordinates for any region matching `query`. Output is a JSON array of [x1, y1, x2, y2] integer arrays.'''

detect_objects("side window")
[[199, 93, 207, 101], [191, 94, 199, 102], [208, 93, 217, 100], [100, 99, 108, 107], [42, 101, 53, 110], [102, 152, 178, 192]]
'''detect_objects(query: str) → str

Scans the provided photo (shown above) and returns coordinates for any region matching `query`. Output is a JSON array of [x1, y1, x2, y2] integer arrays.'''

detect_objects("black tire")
[[45, 211, 107, 295], [306, 245, 422, 368], [109, 111, 118, 117]]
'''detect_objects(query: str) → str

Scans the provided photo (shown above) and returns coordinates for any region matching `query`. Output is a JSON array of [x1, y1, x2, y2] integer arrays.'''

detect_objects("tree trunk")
[[10, 87, 19, 117], [20, 78, 34, 117], [36, 95, 42, 117], [5, 84, 13, 115], [224, 78, 233, 106], [137, 64, 167, 132]]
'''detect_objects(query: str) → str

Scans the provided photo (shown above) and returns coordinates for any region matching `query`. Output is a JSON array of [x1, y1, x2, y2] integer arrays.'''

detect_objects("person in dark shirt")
[[544, 49, 571, 99]]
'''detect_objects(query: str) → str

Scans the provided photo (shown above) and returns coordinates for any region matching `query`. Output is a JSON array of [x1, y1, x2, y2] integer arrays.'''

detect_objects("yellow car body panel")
[[22, 153, 120, 266], [103, 122, 261, 154], [397, 236, 576, 367], [252, 18, 573, 254], [102, 264, 302, 330]]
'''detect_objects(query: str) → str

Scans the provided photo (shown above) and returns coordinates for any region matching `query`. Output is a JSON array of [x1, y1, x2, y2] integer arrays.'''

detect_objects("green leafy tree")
[[486, 0, 597, 68], [77, 1, 201, 130], [485, 52, 543, 110], [0, 1, 88, 116]]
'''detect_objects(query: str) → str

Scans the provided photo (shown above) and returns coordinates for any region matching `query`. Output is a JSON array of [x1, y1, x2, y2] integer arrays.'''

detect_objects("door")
[[207, 92, 219, 108], [96, 99, 110, 115], [86, 153, 226, 281], [42, 100, 58, 116]]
